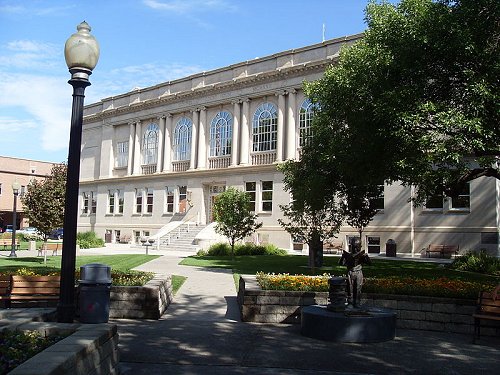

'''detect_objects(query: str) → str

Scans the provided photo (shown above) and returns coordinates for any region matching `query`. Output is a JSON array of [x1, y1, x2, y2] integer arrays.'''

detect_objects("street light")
[[9, 181, 21, 258], [57, 21, 99, 323]]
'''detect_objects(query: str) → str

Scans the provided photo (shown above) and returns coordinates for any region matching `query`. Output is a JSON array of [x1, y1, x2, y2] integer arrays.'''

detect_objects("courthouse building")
[[80, 34, 500, 257]]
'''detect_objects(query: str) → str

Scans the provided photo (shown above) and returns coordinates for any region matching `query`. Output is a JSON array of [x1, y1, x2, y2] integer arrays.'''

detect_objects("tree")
[[305, 0, 500, 204], [212, 187, 262, 260], [21, 163, 66, 241], [279, 159, 344, 270]]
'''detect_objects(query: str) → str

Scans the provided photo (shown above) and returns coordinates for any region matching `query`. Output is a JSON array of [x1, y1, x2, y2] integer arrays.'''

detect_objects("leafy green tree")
[[213, 187, 262, 260], [305, 0, 500, 204], [21, 163, 66, 241], [279, 160, 344, 269]]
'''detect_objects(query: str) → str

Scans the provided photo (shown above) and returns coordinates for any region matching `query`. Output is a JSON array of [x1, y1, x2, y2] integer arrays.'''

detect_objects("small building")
[[79, 34, 500, 257], [0, 156, 55, 231]]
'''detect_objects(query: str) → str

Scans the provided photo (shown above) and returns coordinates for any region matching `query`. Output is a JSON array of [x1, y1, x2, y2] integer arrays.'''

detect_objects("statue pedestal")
[[301, 305, 396, 343]]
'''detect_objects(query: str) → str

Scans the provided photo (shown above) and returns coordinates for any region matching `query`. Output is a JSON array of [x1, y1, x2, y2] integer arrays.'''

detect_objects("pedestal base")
[[301, 305, 396, 343]]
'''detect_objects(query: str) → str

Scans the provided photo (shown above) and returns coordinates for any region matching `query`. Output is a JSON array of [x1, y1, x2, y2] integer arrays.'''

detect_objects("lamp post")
[[9, 181, 21, 258], [57, 21, 99, 323]]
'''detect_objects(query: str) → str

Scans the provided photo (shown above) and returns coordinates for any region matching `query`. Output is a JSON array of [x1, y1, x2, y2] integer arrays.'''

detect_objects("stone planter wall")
[[108, 275, 173, 319], [6, 322, 119, 375], [238, 275, 500, 337]]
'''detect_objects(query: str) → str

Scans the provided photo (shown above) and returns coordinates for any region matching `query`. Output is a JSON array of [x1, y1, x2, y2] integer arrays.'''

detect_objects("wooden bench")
[[425, 244, 459, 258], [472, 291, 500, 343], [4, 275, 60, 308], [0, 238, 20, 250], [37, 242, 63, 256]]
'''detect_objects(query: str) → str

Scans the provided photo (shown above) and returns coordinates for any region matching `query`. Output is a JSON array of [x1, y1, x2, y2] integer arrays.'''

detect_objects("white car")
[[18, 227, 39, 235]]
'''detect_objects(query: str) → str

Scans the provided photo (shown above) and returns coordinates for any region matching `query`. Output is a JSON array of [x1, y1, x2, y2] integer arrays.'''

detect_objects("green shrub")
[[450, 250, 500, 275], [205, 242, 287, 256], [77, 231, 105, 249]]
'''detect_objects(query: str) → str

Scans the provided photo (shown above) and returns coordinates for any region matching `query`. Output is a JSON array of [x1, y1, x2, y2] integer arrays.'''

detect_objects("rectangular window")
[[146, 188, 154, 213], [108, 191, 115, 214], [451, 183, 470, 210], [261, 181, 273, 212], [117, 190, 124, 214], [178, 186, 187, 213], [245, 182, 256, 211], [481, 232, 499, 245], [165, 186, 174, 214], [82, 192, 89, 214], [115, 230, 121, 243], [369, 185, 384, 211], [115, 141, 129, 168], [90, 191, 97, 214], [425, 193, 444, 210], [0, 183, 3, 195], [367, 236, 381, 254], [135, 189, 143, 214], [20, 185, 26, 197]]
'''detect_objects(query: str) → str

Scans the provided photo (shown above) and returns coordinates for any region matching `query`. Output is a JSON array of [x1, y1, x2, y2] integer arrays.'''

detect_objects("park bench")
[[0, 238, 20, 251], [424, 244, 459, 258], [472, 290, 500, 343], [37, 242, 63, 256], [2, 275, 60, 308]]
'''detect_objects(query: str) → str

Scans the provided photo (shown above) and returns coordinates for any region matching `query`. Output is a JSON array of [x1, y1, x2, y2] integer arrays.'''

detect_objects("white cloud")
[[0, 117, 37, 132], [0, 40, 60, 70], [143, 0, 236, 14], [0, 3, 74, 16]]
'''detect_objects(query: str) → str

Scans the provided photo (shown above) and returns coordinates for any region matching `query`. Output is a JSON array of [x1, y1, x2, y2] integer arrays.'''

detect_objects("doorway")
[[207, 184, 226, 223]]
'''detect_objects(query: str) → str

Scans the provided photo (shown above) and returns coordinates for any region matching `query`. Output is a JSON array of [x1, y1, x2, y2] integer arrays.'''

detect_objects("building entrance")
[[207, 185, 226, 223]]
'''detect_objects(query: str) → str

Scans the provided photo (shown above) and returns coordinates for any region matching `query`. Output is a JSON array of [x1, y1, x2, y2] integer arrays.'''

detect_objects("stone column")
[[276, 91, 286, 162], [286, 89, 297, 160], [163, 113, 173, 172], [127, 122, 135, 176], [156, 115, 165, 173], [99, 123, 114, 178], [240, 98, 250, 165], [132, 120, 142, 175], [231, 100, 241, 166], [190, 110, 198, 170], [197, 107, 207, 169]]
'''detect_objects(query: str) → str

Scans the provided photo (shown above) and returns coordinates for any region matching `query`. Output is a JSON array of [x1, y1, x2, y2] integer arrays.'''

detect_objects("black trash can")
[[79, 263, 112, 323], [386, 239, 397, 257]]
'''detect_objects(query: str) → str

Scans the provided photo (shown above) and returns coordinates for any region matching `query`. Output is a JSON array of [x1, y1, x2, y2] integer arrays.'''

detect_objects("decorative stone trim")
[[5, 322, 119, 375], [238, 275, 500, 337]]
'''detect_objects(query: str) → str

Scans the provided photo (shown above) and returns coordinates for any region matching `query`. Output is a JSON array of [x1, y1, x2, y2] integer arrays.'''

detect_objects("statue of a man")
[[339, 239, 371, 308]]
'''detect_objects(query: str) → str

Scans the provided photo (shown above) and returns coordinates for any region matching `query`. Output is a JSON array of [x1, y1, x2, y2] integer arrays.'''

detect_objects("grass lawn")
[[172, 275, 187, 294], [0, 254, 160, 274], [180, 254, 498, 284]]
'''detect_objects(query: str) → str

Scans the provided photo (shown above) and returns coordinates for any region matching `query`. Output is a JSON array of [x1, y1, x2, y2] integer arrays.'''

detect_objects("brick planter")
[[238, 275, 500, 336]]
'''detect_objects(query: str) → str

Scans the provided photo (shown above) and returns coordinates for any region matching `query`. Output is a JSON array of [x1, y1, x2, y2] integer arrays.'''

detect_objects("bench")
[[472, 290, 500, 343], [0, 238, 20, 250], [424, 244, 459, 258], [38, 242, 63, 256], [2, 275, 60, 308]]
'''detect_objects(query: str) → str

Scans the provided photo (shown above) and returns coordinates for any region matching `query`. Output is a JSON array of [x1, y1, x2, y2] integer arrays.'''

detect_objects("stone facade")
[[79, 34, 500, 256]]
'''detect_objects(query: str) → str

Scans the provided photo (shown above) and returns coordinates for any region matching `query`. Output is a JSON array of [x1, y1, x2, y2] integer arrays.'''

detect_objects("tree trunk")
[[308, 229, 323, 270]]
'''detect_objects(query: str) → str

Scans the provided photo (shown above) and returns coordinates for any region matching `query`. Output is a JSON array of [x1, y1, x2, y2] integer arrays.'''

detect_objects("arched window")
[[173, 117, 192, 161], [252, 102, 277, 152], [142, 123, 159, 165], [210, 111, 232, 157], [299, 99, 315, 147]]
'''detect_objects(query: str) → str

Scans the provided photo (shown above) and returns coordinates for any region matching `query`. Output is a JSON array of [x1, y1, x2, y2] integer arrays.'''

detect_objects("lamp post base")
[[57, 303, 76, 323], [8, 253, 17, 258]]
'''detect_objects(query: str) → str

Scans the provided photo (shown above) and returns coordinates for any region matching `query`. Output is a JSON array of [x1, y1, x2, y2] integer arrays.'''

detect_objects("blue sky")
[[0, 0, 370, 163]]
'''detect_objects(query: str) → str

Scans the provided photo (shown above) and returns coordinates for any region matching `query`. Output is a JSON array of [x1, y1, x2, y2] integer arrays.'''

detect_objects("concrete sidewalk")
[[113, 253, 500, 375]]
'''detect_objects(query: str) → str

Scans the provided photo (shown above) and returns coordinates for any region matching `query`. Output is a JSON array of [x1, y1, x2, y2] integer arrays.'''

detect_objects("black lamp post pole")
[[9, 191, 18, 258], [57, 76, 90, 323]]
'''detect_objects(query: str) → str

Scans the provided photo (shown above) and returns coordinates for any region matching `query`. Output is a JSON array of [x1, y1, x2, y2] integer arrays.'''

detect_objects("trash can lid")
[[80, 263, 111, 283], [386, 239, 396, 244]]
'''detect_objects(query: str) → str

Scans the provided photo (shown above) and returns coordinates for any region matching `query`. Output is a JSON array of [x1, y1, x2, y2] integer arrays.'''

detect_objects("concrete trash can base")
[[79, 263, 112, 324]]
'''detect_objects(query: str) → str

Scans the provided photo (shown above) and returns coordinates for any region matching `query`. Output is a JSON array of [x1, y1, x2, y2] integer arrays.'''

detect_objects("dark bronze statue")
[[339, 239, 371, 308]]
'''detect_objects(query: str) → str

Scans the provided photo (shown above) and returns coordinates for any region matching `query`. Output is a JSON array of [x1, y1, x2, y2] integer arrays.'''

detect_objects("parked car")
[[49, 228, 64, 240], [5, 225, 13, 233], [19, 227, 39, 235]]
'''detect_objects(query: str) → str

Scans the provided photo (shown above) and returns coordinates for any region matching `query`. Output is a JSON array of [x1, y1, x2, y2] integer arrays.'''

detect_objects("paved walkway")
[[2, 246, 499, 374]]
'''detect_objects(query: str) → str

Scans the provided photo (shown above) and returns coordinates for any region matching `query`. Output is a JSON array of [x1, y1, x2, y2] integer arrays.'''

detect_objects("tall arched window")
[[173, 117, 192, 161], [299, 99, 315, 147], [252, 102, 277, 152], [210, 111, 232, 157], [142, 123, 159, 165]]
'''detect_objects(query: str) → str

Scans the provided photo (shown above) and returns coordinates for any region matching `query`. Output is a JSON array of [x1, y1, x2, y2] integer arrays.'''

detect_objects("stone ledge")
[[5, 322, 119, 375]]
